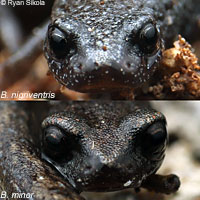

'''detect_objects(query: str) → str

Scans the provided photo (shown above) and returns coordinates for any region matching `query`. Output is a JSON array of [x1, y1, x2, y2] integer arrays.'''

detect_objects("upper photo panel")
[[0, 0, 200, 100]]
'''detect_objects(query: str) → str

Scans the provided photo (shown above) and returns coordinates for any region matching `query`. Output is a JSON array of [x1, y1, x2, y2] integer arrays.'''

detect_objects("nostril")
[[83, 156, 103, 175], [94, 62, 99, 67], [84, 164, 95, 175], [74, 63, 84, 73], [126, 62, 131, 68], [86, 165, 92, 170], [94, 62, 100, 70], [78, 63, 83, 70]]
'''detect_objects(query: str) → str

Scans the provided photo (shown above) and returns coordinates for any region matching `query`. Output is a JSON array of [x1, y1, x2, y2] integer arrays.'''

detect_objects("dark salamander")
[[44, 0, 200, 93], [41, 101, 180, 194], [0, 102, 180, 199]]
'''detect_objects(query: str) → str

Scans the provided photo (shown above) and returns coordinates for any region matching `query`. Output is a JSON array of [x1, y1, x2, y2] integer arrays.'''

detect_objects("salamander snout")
[[44, 47, 162, 93]]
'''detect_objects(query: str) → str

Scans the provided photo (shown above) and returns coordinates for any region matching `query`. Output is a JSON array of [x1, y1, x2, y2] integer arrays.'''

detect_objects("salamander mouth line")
[[45, 45, 162, 92]]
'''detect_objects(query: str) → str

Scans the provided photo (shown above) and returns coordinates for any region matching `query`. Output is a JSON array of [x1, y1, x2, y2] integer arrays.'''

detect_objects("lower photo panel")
[[0, 101, 199, 200]]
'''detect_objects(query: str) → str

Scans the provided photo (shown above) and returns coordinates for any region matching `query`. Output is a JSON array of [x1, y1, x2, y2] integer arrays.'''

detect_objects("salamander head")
[[41, 102, 167, 192], [44, 0, 163, 92]]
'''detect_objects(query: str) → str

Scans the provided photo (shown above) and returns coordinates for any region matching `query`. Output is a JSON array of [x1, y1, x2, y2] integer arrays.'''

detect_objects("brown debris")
[[148, 35, 200, 99]]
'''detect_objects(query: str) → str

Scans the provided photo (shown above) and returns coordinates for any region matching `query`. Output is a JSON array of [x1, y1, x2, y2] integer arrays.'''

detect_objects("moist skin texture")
[[44, 0, 200, 93], [0, 102, 180, 199]]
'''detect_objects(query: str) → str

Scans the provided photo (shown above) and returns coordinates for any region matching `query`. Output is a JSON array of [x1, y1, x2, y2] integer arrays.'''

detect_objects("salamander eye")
[[42, 125, 81, 160], [48, 27, 76, 59], [43, 126, 67, 158], [141, 122, 167, 160], [139, 23, 159, 54]]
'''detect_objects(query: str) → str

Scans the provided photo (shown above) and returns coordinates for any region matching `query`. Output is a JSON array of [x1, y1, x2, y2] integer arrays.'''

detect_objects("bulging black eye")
[[139, 23, 159, 54], [141, 122, 167, 160], [43, 126, 67, 157], [48, 27, 76, 59], [42, 125, 81, 160], [145, 122, 167, 146]]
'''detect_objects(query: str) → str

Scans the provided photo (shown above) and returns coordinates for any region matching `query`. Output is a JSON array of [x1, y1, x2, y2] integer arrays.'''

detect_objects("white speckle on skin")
[[77, 178, 82, 182], [39, 176, 44, 180], [88, 27, 94, 32], [3, 170, 6, 176], [167, 16, 173, 25], [91, 141, 95, 149], [123, 180, 132, 187]]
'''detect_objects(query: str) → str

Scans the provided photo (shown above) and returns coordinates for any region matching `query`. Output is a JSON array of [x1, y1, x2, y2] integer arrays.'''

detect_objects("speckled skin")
[[44, 0, 200, 93], [0, 102, 180, 199], [41, 102, 166, 192]]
